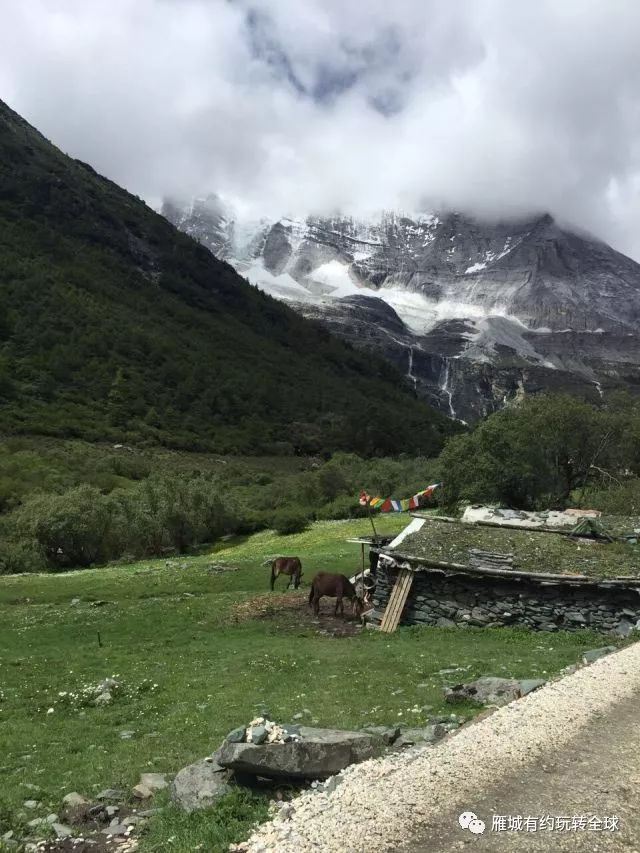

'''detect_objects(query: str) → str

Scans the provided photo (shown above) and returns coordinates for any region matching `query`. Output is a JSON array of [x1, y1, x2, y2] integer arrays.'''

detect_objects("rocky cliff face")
[[162, 197, 640, 422]]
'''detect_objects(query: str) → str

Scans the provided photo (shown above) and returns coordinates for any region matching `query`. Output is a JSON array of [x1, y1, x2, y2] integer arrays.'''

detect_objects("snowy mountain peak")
[[163, 198, 640, 421]]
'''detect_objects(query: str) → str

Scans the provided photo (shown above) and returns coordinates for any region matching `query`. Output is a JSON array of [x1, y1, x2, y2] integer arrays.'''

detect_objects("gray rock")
[[119, 730, 135, 740], [436, 617, 456, 628], [225, 726, 246, 744], [101, 824, 129, 836], [70, 598, 81, 606], [45, 814, 59, 824], [394, 724, 446, 748], [132, 784, 153, 800], [320, 775, 344, 795], [361, 725, 400, 745], [62, 792, 87, 807], [282, 724, 302, 741], [216, 727, 385, 781], [518, 679, 547, 696], [105, 806, 120, 818], [96, 789, 127, 801], [94, 691, 112, 706], [139, 773, 168, 793], [249, 725, 268, 745], [170, 758, 231, 813], [445, 677, 522, 706], [614, 619, 635, 637], [564, 612, 587, 624], [23, 800, 39, 809], [582, 646, 617, 663]]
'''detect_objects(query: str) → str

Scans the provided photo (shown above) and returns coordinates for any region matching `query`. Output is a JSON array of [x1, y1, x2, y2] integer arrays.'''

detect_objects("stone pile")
[[371, 568, 640, 635]]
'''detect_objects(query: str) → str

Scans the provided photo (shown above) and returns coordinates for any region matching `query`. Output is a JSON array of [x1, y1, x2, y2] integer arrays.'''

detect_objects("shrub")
[[11, 485, 114, 568], [315, 494, 365, 520], [272, 509, 309, 535], [0, 539, 45, 574], [580, 478, 640, 515]]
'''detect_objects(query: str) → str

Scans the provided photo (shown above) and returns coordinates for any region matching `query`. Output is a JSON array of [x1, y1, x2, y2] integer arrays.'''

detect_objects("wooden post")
[[367, 503, 378, 541]]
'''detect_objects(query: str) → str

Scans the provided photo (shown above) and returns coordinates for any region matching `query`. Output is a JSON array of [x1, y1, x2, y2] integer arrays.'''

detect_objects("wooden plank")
[[379, 568, 414, 633]]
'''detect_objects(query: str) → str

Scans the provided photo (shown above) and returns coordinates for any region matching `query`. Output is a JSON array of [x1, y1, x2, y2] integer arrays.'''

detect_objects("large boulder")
[[170, 758, 231, 813], [216, 727, 384, 781]]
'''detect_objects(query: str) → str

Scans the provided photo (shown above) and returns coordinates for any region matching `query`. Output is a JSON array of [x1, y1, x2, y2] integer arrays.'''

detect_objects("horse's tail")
[[308, 582, 315, 606]]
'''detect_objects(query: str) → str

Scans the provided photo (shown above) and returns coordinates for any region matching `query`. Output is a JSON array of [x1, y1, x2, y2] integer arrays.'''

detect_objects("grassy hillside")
[[0, 98, 454, 457]]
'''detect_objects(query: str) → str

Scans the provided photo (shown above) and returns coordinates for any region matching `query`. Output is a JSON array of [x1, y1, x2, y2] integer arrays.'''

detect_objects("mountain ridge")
[[163, 195, 640, 421], [0, 98, 454, 456]]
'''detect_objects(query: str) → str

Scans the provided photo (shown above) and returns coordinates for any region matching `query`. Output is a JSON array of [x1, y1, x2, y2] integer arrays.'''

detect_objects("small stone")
[[292, 713, 304, 721], [119, 731, 135, 740], [52, 823, 73, 838], [139, 773, 168, 793], [225, 727, 246, 744], [564, 611, 587, 624], [46, 813, 59, 824], [23, 800, 39, 809], [102, 824, 128, 836], [70, 598, 81, 606], [249, 725, 268, 745], [106, 806, 120, 818], [132, 784, 153, 799], [322, 775, 344, 795], [361, 726, 401, 745], [96, 789, 127, 801], [94, 692, 112, 706], [62, 792, 87, 807], [582, 646, 617, 663]]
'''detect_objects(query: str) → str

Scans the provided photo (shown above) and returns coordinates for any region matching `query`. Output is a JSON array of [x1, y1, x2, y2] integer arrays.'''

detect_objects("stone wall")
[[370, 561, 640, 635]]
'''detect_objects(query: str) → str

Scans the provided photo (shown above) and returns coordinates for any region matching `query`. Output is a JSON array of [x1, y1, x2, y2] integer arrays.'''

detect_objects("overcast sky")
[[2, 0, 640, 257]]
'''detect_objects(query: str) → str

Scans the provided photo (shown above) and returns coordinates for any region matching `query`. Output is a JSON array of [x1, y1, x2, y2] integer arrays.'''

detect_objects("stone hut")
[[370, 512, 640, 635]]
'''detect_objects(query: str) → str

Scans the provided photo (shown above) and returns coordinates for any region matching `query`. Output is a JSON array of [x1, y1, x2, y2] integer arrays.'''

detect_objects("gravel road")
[[240, 641, 640, 853]]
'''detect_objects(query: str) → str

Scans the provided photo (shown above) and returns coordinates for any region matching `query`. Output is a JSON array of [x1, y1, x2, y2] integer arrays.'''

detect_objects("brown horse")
[[308, 572, 364, 617], [268, 556, 303, 591]]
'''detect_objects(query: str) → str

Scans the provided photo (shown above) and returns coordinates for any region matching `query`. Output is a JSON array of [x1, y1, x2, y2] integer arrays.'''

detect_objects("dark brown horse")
[[308, 572, 364, 617], [268, 556, 303, 591]]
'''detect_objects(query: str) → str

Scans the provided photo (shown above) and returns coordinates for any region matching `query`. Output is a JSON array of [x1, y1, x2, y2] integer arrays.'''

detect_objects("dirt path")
[[403, 689, 640, 852], [240, 642, 640, 853]]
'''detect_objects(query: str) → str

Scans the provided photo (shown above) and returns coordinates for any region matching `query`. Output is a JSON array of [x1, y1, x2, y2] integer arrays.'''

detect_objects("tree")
[[437, 394, 622, 509]]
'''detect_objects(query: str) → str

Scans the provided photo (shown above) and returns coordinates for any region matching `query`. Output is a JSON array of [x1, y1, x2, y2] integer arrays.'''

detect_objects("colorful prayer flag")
[[358, 483, 441, 512]]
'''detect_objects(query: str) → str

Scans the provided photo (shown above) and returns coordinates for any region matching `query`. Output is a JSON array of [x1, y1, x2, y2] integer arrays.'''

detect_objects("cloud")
[[2, 0, 640, 257]]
